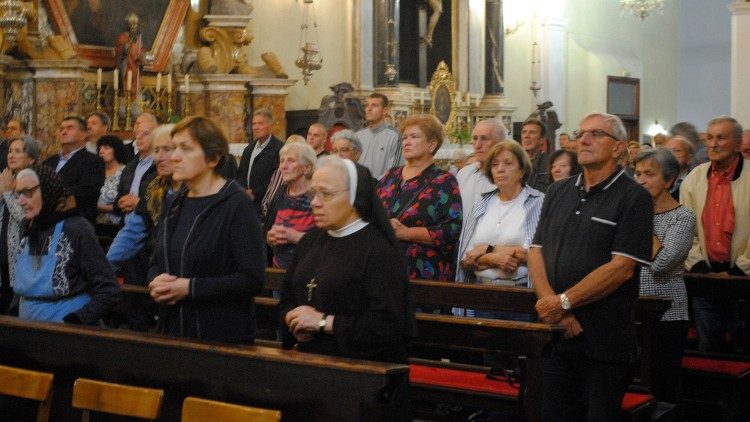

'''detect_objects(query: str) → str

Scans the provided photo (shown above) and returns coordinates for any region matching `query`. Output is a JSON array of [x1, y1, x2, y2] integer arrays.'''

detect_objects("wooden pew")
[[681, 273, 750, 420], [0, 316, 410, 422]]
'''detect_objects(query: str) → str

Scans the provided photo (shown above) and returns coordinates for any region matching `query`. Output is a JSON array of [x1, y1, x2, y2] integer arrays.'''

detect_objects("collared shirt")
[[702, 155, 740, 263], [455, 162, 495, 216], [531, 167, 653, 361], [130, 155, 155, 196], [55, 146, 86, 172], [247, 135, 272, 186]]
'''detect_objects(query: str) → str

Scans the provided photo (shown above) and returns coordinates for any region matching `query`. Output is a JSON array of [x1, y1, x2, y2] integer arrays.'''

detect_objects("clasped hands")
[[461, 244, 525, 273], [117, 193, 140, 213], [535, 295, 583, 339], [0, 168, 14, 193], [267, 225, 302, 247], [148, 273, 190, 305], [285, 305, 324, 343]]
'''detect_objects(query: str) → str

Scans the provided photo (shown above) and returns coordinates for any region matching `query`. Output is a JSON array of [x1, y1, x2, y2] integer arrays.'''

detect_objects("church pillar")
[[373, 0, 400, 87], [540, 17, 568, 144], [196, 75, 254, 143], [28, 60, 90, 158], [354, 0, 374, 92], [248, 78, 298, 140], [485, 0, 504, 96], [729, 1, 750, 125]]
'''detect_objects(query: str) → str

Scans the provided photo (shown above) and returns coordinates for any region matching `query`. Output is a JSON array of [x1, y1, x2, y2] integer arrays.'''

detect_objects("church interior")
[[0, 0, 749, 421]]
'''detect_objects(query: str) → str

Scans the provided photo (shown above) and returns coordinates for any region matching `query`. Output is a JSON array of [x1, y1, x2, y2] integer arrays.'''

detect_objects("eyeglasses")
[[331, 147, 352, 154], [310, 188, 348, 202], [573, 129, 619, 141], [15, 184, 39, 199]]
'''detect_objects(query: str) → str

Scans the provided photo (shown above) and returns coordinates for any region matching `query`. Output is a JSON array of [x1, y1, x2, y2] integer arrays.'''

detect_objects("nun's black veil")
[[349, 161, 418, 339]]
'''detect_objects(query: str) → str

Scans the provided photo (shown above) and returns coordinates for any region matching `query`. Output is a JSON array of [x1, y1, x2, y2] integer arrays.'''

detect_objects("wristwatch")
[[559, 293, 571, 311], [318, 314, 328, 334]]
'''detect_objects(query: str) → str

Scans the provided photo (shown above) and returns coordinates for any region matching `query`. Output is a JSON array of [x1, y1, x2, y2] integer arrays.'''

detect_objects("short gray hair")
[[667, 135, 694, 156], [634, 148, 681, 188], [707, 115, 743, 142], [279, 141, 317, 178], [579, 112, 627, 141], [10, 135, 41, 162], [475, 119, 506, 141], [330, 129, 363, 153], [252, 108, 274, 123]]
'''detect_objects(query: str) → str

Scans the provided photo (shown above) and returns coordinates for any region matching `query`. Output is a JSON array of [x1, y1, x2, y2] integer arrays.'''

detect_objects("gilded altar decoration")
[[428, 61, 457, 137], [0, 0, 76, 60]]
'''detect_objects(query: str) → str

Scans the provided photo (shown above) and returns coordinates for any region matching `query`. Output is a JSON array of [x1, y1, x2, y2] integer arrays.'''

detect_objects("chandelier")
[[295, 0, 322, 85], [619, 0, 664, 21]]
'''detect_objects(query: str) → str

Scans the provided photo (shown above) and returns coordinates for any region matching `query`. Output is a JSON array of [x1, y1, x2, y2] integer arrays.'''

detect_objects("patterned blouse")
[[639, 205, 695, 321], [377, 164, 462, 280], [96, 167, 123, 225]]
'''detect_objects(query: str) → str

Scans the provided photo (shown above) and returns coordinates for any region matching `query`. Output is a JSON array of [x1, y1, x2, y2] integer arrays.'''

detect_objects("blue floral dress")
[[377, 164, 462, 280]]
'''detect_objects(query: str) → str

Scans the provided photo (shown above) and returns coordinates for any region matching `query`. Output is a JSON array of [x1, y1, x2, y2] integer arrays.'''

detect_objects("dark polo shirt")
[[531, 167, 653, 362]]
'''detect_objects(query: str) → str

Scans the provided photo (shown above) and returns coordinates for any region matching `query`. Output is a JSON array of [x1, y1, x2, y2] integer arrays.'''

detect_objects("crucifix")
[[306, 278, 317, 302]]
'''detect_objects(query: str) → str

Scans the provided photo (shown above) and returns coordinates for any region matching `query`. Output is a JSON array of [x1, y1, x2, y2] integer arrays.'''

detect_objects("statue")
[[317, 82, 365, 131], [114, 13, 146, 96], [421, 0, 443, 48]]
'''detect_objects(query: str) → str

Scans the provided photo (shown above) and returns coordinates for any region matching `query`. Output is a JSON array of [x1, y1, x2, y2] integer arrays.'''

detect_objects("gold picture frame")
[[429, 61, 457, 136], [43, 0, 189, 72]]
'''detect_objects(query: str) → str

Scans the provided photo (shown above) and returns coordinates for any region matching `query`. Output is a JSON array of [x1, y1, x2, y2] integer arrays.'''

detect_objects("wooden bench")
[[182, 396, 281, 422], [409, 280, 670, 421], [0, 316, 409, 422], [0, 364, 54, 422], [72, 378, 164, 421], [682, 273, 750, 420]]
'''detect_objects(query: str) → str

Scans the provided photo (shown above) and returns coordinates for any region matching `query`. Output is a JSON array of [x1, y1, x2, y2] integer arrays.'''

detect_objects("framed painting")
[[43, 0, 189, 72], [429, 61, 457, 137]]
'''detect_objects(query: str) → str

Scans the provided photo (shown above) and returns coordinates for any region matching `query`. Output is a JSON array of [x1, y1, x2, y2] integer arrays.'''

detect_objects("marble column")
[[540, 17, 568, 146], [485, 0, 504, 95], [374, 0, 400, 87], [729, 1, 750, 125], [198, 74, 254, 143], [248, 78, 298, 140], [28, 60, 90, 158]]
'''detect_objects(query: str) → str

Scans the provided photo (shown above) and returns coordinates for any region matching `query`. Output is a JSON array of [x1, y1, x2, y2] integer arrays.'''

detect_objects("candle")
[[475, 95, 480, 107], [126, 70, 132, 91], [455, 92, 461, 106], [419, 91, 424, 106], [184, 74, 190, 94], [167, 73, 172, 94], [465, 92, 471, 106], [96, 68, 102, 89], [531, 42, 541, 82], [156, 73, 162, 92], [113, 69, 119, 91]]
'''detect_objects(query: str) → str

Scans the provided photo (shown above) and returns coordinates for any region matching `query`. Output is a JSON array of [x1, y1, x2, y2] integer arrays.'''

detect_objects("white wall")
[[247, 0, 355, 111], [677, 0, 732, 130]]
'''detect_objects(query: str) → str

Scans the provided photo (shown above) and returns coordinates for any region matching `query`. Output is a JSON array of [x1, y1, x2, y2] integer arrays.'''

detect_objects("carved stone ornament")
[[210, 0, 253, 15], [428, 61, 457, 137]]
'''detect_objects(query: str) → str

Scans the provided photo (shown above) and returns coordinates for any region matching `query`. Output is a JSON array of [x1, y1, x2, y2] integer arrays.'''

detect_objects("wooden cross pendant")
[[306, 278, 317, 302]]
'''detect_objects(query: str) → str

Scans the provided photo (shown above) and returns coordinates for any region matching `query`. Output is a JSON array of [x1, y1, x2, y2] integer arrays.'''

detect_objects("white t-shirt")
[[469, 189, 529, 281]]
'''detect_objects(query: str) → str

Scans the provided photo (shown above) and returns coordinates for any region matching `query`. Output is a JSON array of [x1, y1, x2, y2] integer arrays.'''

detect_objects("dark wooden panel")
[[0, 316, 409, 422]]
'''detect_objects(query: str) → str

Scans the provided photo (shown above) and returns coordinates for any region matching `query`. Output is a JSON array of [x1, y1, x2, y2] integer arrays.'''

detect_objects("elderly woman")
[[13, 165, 120, 323], [0, 136, 40, 312], [147, 116, 265, 344], [330, 129, 363, 161], [664, 135, 695, 200], [261, 134, 307, 222], [376, 115, 462, 281], [280, 156, 412, 363], [265, 142, 317, 269], [107, 124, 178, 265], [96, 135, 129, 226], [634, 148, 695, 411], [548, 149, 582, 183], [457, 141, 544, 289]]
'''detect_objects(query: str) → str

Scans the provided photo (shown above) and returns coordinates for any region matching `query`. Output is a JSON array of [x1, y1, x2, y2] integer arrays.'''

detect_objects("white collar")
[[327, 218, 368, 238]]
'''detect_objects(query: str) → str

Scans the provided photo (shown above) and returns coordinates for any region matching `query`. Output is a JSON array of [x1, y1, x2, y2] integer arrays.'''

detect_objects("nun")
[[279, 156, 413, 363]]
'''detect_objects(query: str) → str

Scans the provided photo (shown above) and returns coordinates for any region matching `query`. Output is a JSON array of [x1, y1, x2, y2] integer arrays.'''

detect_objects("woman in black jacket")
[[148, 116, 265, 344]]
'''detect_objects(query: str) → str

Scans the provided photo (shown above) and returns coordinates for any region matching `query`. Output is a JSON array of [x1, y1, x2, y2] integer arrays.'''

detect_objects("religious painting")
[[428, 61, 457, 139], [43, 0, 189, 72]]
